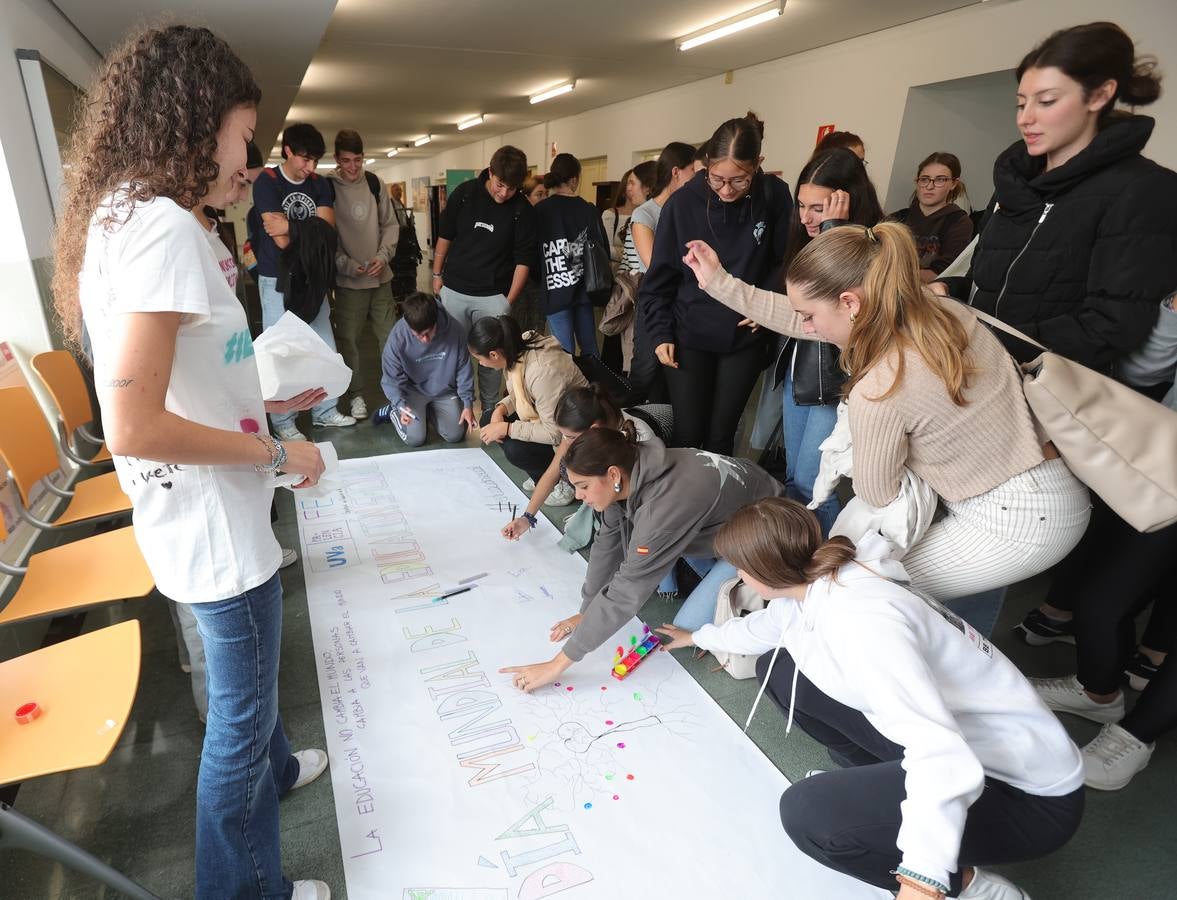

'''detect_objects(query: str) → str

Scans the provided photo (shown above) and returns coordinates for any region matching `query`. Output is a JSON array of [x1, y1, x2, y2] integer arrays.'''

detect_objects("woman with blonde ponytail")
[[682, 221, 1090, 635], [657, 497, 1085, 900]]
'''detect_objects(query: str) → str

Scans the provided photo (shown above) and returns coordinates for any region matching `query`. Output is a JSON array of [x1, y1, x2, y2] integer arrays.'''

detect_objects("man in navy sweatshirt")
[[372, 292, 476, 446]]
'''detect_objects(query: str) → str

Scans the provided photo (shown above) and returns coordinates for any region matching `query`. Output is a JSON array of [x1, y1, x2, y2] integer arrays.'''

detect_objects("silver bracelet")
[[251, 433, 287, 473]]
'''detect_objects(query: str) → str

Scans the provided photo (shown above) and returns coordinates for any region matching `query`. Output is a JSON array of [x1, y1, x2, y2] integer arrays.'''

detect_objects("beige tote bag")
[[971, 307, 1177, 532]]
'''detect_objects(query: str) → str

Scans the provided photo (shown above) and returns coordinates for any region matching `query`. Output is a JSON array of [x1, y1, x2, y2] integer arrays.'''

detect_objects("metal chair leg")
[[0, 802, 160, 900]]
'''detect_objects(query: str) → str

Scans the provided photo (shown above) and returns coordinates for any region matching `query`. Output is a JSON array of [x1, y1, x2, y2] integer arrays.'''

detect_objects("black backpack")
[[391, 209, 423, 297]]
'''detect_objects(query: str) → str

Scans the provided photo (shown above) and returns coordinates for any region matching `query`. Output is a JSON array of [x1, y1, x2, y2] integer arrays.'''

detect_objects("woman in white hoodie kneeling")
[[658, 497, 1084, 900]]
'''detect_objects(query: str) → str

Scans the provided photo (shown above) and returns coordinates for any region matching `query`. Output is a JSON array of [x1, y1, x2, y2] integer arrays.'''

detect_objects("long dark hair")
[[555, 384, 636, 440], [652, 141, 697, 194], [564, 427, 638, 478], [467, 315, 540, 367], [610, 169, 634, 210], [782, 148, 883, 277], [53, 24, 261, 346], [1017, 22, 1161, 126]]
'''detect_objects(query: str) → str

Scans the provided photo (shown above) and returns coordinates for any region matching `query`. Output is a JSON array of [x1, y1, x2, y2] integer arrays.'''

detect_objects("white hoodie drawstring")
[[742, 628, 798, 736], [743, 588, 812, 736]]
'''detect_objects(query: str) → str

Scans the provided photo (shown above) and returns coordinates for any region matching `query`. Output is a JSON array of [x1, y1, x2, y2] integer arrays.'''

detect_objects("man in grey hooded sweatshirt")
[[329, 129, 400, 419], [372, 292, 476, 446]]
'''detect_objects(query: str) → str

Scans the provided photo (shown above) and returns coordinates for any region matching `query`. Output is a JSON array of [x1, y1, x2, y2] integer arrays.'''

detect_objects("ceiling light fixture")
[[529, 81, 575, 105], [676, 1, 784, 52], [458, 115, 484, 131], [364, 157, 374, 164], [414, 135, 433, 147], [386, 149, 399, 158]]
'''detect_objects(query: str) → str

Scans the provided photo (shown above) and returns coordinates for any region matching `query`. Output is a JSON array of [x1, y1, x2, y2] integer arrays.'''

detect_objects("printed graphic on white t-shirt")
[[80, 196, 280, 603]]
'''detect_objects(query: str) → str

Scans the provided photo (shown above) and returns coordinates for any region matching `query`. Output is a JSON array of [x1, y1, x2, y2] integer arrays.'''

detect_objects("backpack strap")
[[364, 170, 381, 201]]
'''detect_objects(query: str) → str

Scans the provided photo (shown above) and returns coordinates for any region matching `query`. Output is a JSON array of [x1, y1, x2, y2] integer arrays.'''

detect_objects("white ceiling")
[[52, 0, 339, 156], [55, 0, 980, 161]]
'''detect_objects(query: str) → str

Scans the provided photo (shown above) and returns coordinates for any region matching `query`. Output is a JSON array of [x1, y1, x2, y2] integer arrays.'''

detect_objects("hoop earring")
[[849, 312, 857, 324]]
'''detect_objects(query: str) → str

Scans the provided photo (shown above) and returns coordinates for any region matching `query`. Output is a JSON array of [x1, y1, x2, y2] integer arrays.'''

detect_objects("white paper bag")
[[253, 311, 352, 401]]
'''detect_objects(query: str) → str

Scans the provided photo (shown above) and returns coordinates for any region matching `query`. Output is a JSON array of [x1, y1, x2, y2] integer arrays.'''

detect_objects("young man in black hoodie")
[[432, 146, 538, 410]]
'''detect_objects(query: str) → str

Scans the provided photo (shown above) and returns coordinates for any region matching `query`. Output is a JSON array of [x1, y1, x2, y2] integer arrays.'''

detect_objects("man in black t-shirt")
[[432, 146, 537, 409]]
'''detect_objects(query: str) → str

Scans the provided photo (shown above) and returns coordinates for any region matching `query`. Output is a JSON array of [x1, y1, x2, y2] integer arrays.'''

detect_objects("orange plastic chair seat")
[[53, 471, 131, 526], [89, 445, 113, 464], [0, 527, 154, 626], [0, 620, 141, 786]]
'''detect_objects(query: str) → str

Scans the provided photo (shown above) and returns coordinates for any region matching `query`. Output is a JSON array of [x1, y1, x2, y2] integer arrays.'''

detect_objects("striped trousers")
[[901, 458, 1091, 602]]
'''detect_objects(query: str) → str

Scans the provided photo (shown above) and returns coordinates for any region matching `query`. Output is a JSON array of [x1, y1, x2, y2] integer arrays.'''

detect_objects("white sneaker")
[[290, 748, 328, 791], [1082, 723, 1154, 790], [292, 881, 331, 900], [958, 868, 1030, 899], [312, 409, 357, 428], [350, 396, 367, 419], [521, 477, 536, 492], [273, 422, 307, 442], [280, 548, 298, 569], [547, 480, 576, 507], [1030, 675, 1124, 724]]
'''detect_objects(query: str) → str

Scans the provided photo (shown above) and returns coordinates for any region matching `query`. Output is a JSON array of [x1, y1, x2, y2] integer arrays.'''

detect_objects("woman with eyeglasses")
[[889, 153, 974, 284], [641, 112, 792, 454]]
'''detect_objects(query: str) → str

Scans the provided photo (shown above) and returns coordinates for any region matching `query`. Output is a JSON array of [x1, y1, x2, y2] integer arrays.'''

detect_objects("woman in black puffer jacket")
[[938, 24, 1177, 786], [937, 24, 1177, 370]]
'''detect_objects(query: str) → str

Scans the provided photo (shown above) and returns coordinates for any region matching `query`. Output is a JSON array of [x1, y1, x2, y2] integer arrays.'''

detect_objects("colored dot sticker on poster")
[[617, 742, 626, 749]]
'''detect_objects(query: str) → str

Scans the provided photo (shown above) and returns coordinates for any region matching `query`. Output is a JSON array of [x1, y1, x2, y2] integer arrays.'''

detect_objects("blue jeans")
[[671, 559, 739, 631], [189, 572, 299, 900], [258, 275, 340, 428], [656, 556, 714, 596], [782, 372, 840, 536], [546, 304, 599, 357]]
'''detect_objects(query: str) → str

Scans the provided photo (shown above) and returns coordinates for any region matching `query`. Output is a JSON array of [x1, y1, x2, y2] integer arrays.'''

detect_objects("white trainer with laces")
[[280, 548, 298, 569], [313, 409, 357, 428], [291, 880, 331, 900], [1029, 674, 1124, 724], [1082, 723, 1154, 790], [547, 480, 576, 507], [350, 396, 367, 419], [290, 748, 328, 791], [273, 422, 307, 442], [521, 477, 536, 492], [958, 868, 1030, 899]]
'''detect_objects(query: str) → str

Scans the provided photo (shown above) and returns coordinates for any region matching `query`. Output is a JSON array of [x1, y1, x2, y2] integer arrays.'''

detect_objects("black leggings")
[[480, 408, 554, 484], [754, 652, 1084, 895], [665, 341, 766, 453], [1045, 498, 1177, 694]]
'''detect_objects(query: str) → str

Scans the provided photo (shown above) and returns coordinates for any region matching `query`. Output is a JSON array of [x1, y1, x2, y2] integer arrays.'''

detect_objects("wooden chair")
[[31, 350, 112, 468], [0, 516, 154, 626], [0, 386, 130, 531], [0, 620, 158, 899]]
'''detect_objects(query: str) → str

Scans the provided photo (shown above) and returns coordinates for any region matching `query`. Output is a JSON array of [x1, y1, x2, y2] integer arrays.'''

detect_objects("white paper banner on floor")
[[298, 449, 885, 900]]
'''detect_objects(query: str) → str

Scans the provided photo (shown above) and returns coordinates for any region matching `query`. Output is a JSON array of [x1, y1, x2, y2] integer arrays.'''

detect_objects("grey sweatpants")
[[393, 389, 467, 447], [439, 286, 510, 408]]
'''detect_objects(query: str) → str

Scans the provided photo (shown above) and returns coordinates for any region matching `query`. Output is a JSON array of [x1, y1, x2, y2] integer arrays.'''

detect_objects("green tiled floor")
[[3, 367, 1174, 899]]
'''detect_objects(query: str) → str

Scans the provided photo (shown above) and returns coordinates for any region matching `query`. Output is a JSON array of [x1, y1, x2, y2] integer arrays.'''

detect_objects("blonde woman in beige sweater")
[[682, 222, 1090, 626]]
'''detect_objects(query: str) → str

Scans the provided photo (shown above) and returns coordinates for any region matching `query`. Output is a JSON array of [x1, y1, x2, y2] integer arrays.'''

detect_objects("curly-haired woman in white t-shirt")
[[53, 25, 331, 900]]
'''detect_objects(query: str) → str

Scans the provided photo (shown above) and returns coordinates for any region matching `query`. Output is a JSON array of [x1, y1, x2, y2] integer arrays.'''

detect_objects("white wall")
[[0, 0, 100, 357], [374, 0, 1177, 212], [886, 69, 1022, 211]]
